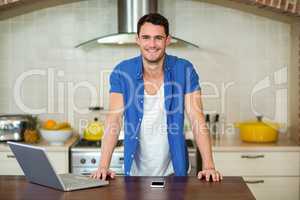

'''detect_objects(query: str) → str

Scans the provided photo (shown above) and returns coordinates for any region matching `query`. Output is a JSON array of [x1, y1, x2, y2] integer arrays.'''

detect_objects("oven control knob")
[[80, 158, 86, 164], [91, 158, 96, 164]]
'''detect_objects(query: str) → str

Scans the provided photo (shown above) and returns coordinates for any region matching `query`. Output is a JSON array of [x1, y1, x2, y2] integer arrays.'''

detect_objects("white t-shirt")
[[130, 85, 174, 176]]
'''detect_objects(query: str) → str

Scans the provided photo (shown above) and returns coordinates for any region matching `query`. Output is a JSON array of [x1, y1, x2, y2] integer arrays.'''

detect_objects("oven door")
[[71, 151, 125, 176]]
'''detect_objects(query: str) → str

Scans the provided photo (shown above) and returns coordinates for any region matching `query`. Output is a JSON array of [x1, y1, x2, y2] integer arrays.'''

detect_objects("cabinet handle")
[[245, 180, 264, 184], [7, 155, 15, 158], [241, 155, 264, 159], [80, 172, 91, 176]]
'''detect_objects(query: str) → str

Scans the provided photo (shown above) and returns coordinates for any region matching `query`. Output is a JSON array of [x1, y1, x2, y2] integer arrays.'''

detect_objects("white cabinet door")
[[213, 151, 300, 200], [213, 152, 300, 176], [244, 176, 299, 200], [46, 152, 69, 174], [0, 151, 23, 175], [0, 150, 69, 175]]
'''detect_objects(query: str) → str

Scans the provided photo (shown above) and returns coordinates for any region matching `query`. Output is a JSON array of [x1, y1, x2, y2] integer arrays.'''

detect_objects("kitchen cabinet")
[[213, 142, 300, 200], [0, 151, 22, 175], [0, 150, 68, 175], [0, 135, 78, 175], [0, 0, 82, 20], [213, 151, 300, 200], [243, 176, 299, 200], [188, 150, 197, 176], [213, 151, 299, 176]]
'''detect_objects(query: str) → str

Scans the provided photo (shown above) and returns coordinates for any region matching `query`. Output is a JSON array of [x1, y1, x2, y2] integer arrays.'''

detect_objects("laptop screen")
[[8, 142, 64, 190]]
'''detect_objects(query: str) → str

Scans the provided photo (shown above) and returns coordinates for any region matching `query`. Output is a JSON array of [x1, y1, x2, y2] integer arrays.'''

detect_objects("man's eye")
[[155, 36, 164, 40], [142, 36, 150, 40]]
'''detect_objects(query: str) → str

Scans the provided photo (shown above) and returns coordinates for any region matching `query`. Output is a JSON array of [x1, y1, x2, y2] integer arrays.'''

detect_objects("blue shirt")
[[109, 54, 201, 176]]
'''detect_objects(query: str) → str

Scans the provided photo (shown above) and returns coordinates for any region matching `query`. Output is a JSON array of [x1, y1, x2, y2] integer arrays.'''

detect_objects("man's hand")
[[90, 167, 116, 181], [197, 168, 223, 182]]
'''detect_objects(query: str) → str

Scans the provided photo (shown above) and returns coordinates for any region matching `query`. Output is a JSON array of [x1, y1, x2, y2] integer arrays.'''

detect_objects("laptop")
[[8, 141, 109, 191]]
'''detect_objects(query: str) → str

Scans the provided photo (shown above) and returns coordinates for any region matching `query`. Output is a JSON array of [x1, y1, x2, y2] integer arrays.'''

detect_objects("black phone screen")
[[151, 181, 164, 186]]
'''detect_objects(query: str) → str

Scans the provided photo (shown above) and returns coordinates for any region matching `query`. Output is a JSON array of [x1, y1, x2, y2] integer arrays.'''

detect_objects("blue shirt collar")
[[136, 54, 171, 80]]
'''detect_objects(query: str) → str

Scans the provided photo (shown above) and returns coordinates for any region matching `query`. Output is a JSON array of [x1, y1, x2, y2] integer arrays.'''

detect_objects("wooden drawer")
[[213, 152, 300, 176], [244, 176, 299, 200]]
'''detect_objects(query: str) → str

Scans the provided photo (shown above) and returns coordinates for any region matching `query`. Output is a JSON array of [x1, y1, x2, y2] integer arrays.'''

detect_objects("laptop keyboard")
[[59, 174, 107, 189]]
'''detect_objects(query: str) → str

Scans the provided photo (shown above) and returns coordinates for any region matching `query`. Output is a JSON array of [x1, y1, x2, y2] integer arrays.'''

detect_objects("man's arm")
[[185, 90, 222, 182], [91, 93, 124, 180]]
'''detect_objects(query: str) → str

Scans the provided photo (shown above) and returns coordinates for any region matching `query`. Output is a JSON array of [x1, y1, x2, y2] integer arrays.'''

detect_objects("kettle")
[[83, 107, 104, 141]]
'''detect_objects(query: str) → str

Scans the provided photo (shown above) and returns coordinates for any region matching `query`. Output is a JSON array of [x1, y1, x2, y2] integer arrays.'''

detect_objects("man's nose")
[[149, 38, 156, 47]]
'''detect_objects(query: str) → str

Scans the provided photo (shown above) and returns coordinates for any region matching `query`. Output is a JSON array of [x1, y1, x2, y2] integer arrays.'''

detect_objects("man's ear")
[[166, 35, 171, 46], [136, 34, 140, 46]]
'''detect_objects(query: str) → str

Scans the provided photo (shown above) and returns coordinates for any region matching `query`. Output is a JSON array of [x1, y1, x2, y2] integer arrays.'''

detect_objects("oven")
[[70, 140, 124, 176], [70, 139, 197, 176]]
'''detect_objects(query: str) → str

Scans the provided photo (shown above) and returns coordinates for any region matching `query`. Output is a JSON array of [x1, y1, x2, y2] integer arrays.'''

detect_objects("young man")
[[91, 13, 222, 182]]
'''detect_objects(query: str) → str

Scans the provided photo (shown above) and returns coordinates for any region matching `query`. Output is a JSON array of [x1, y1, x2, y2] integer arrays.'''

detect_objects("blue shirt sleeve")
[[185, 62, 201, 94], [109, 66, 123, 94]]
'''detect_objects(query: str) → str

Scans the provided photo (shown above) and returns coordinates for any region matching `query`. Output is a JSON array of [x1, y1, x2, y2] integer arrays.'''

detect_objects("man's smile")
[[146, 48, 160, 53]]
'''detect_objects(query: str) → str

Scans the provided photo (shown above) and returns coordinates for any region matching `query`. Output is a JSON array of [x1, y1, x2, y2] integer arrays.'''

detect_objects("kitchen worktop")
[[211, 132, 300, 152], [1, 132, 299, 152], [185, 130, 300, 151], [0, 176, 255, 200], [0, 134, 79, 152]]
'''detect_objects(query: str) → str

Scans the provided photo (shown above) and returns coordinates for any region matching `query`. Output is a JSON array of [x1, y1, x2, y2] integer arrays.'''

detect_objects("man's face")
[[136, 22, 171, 65]]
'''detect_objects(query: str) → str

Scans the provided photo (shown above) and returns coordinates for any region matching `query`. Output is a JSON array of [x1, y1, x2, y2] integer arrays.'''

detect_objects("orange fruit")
[[43, 119, 57, 130]]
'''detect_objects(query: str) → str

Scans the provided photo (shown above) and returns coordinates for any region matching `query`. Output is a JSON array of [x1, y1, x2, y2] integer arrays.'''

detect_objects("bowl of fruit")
[[40, 120, 72, 145]]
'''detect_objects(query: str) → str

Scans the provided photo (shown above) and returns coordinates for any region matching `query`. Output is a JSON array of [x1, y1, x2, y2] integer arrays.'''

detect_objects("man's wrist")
[[99, 165, 109, 170], [202, 163, 215, 170], [202, 166, 215, 170]]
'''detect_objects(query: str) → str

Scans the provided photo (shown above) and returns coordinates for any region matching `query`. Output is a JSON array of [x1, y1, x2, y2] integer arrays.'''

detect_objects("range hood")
[[75, 0, 199, 48]]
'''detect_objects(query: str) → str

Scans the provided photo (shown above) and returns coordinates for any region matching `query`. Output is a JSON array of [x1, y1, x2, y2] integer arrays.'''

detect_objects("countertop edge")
[[0, 134, 79, 152]]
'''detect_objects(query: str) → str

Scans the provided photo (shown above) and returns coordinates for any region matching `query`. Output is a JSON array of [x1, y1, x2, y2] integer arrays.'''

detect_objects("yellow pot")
[[83, 118, 104, 141], [235, 118, 279, 143]]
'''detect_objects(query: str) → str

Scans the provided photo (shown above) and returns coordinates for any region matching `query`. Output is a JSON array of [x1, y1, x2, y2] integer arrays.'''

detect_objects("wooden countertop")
[[0, 176, 255, 200]]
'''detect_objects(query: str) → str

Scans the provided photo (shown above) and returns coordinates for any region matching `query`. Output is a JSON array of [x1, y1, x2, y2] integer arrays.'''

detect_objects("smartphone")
[[150, 181, 165, 188]]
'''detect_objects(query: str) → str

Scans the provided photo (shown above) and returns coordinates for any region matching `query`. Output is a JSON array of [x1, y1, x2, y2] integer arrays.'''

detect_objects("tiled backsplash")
[[0, 0, 290, 133]]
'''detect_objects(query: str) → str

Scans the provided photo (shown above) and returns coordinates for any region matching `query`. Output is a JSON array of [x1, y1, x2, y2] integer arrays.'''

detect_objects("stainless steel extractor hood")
[[75, 0, 199, 48]]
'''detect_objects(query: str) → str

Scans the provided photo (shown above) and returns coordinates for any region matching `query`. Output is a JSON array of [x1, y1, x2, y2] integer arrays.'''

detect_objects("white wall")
[[0, 0, 290, 134]]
